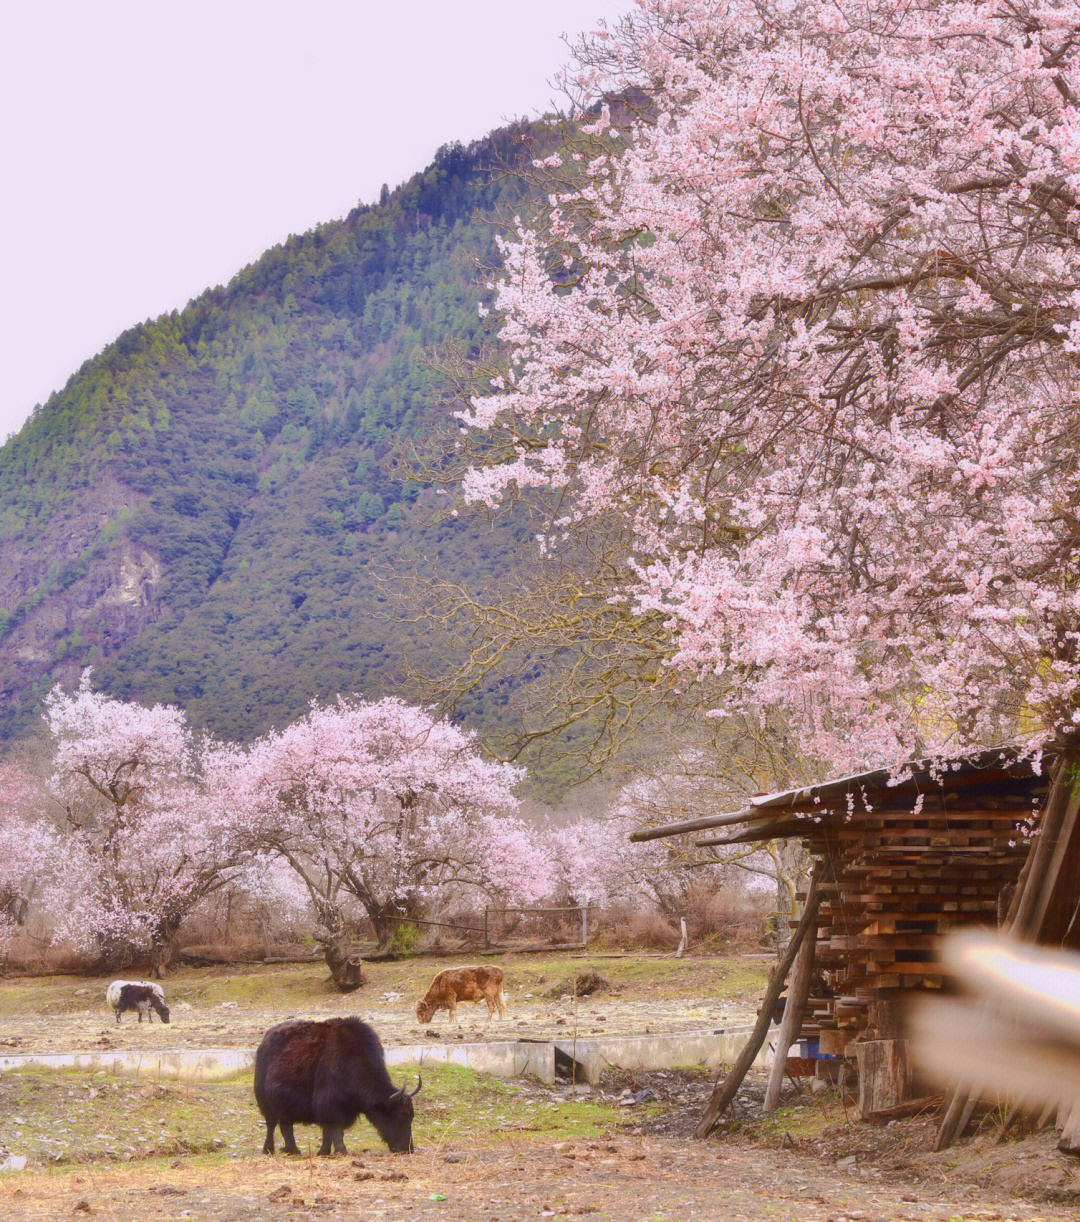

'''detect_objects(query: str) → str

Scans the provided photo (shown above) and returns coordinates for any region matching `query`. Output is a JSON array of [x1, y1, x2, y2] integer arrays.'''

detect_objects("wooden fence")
[[378, 904, 592, 953]]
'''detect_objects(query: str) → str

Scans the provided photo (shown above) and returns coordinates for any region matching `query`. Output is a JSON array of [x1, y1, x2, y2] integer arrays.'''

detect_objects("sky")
[[0, 0, 632, 442]]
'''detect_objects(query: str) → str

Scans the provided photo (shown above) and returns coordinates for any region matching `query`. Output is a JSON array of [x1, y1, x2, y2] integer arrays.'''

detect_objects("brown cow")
[[415, 966, 506, 1024]]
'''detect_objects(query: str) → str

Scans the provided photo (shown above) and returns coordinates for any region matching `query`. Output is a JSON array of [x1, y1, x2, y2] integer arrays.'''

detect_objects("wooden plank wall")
[[790, 777, 1046, 1058]]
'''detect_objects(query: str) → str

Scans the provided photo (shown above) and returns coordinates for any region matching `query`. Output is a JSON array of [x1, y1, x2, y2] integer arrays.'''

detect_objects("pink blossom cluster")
[[43, 674, 245, 961], [224, 696, 551, 944], [0, 764, 58, 946], [464, 0, 1080, 771]]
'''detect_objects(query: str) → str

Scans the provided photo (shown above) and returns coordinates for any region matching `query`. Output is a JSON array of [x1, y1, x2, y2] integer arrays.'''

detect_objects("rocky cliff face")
[[0, 475, 162, 712]]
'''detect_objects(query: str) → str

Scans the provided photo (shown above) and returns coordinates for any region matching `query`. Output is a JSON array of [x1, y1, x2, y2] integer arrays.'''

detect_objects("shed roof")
[[629, 744, 1050, 847]]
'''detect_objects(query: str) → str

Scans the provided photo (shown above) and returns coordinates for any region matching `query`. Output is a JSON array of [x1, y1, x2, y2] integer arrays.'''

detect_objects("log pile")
[[632, 747, 1054, 1135], [797, 777, 1043, 1056]]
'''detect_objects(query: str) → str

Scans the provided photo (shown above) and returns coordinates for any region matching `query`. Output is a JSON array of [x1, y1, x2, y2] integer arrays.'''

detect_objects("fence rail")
[[377, 905, 592, 951]]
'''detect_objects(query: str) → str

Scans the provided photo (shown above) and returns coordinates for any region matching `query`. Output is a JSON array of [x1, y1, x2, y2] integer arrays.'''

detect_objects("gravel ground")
[[1, 1130, 1073, 1222], [0, 977, 755, 1056]]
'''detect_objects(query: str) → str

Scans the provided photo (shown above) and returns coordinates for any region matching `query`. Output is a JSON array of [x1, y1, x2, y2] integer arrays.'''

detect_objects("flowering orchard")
[[234, 695, 551, 959], [22, 680, 555, 970], [0, 673, 758, 970], [44, 676, 244, 969], [463, 0, 1080, 776]]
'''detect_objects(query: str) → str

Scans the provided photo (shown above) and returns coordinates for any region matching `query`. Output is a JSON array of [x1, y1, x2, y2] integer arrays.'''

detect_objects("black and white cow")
[[105, 979, 170, 1024]]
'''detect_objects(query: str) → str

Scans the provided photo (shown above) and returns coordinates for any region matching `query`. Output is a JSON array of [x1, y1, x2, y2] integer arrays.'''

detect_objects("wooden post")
[[856, 1039, 914, 1118], [676, 918, 688, 959], [483, 907, 490, 949], [580, 904, 588, 949], [762, 917, 816, 1112], [694, 861, 824, 1139]]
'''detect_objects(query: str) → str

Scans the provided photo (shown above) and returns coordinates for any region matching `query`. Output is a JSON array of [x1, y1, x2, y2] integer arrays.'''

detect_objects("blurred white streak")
[[911, 931, 1080, 1116]]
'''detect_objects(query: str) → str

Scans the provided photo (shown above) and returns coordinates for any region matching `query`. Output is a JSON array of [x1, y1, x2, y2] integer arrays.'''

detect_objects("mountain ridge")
[[0, 123, 547, 746]]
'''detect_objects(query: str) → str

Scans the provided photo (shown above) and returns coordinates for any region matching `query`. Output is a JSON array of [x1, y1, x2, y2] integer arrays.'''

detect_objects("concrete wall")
[[553, 1027, 773, 1085], [0, 1026, 770, 1088], [385, 1039, 556, 1084], [0, 1048, 253, 1083]]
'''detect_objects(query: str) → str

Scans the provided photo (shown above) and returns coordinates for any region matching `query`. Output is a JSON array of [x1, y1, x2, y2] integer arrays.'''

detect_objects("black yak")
[[254, 1017, 421, 1155]]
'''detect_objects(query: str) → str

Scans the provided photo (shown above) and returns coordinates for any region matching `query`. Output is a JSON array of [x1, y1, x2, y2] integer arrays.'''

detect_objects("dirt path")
[[0, 1133, 1068, 1222]]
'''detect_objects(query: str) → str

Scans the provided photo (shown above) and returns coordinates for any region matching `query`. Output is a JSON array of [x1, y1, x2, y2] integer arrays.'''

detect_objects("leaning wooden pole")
[[694, 862, 824, 1139], [762, 915, 817, 1112]]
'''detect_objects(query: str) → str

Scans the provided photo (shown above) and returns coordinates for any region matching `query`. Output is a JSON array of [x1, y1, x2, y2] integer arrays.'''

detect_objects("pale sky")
[[0, 0, 631, 441]]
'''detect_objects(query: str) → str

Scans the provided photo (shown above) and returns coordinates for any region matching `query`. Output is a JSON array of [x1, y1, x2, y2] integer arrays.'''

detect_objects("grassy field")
[[0, 952, 769, 1019], [0, 1062, 647, 1169]]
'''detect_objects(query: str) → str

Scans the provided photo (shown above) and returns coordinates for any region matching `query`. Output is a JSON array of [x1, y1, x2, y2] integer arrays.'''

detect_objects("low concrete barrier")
[[0, 1026, 770, 1087], [385, 1039, 556, 1084], [553, 1027, 773, 1085], [0, 1048, 254, 1082]]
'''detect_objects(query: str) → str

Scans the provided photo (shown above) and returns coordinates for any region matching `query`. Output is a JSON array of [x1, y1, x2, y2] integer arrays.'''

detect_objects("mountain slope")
[[0, 128, 542, 743]]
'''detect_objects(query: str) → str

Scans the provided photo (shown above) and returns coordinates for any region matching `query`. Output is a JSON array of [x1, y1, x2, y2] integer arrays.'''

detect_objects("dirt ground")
[[0, 954, 763, 1055], [1, 1128, 1075, 1222], [2, 1065, 1079, 1221]]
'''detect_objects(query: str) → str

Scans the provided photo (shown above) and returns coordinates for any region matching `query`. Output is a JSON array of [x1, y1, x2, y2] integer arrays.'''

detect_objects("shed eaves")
[[629, 744, 1047, 846]]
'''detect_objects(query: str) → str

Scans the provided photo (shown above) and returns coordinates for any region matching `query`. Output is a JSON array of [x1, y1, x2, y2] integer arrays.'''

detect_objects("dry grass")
[[0, 952, 768, 1018]]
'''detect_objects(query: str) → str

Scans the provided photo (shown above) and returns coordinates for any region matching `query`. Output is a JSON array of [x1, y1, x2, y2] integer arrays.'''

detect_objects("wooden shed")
[[631, 746, 1059, 1134]]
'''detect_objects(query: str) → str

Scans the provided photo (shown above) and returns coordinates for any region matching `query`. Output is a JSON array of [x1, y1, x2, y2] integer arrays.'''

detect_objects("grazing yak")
[[415, 965, 506, 1024], [254, 1017, 421, 1156], [106, 980, 170, 1025]]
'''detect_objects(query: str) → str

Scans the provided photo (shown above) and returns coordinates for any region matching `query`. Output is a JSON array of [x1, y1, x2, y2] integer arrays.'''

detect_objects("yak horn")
[[409, 1074, 423, 1097]]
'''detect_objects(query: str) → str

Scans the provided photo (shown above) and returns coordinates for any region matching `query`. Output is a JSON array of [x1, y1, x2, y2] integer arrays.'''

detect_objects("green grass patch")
[[416, 1063, 644, 1147], [0, 1062, 642, 1170]]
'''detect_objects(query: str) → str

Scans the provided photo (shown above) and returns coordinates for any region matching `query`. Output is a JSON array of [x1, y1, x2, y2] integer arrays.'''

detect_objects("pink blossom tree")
[[44, 674, 244, 971], [463, 0, 1080, 788], [235, 695, 550, 978], [550, 769, 777, 922], [0, 764, 58, 949]]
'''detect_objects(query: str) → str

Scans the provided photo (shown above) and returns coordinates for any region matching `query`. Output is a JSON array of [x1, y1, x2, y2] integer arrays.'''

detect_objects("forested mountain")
[[0, 126, 544, 745]]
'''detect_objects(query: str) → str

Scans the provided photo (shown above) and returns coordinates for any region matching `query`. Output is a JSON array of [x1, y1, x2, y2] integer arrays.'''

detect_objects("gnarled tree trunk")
[[320, 932, 365, 992], [314, 907, 366, 992]]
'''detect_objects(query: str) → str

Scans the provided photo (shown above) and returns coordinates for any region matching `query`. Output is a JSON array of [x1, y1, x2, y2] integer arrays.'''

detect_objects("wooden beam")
[[695, 821, 800, 847], [1007, 754, 1074, 935], [694, 861, 824, 1139], [763, 917, 817, 1112], [1025, 784, 1080, 940], [936, 751, 1080, 1152], [630, 808, 756, 842], [934, 1082, 973, 1151], [864, 1094, 943, 1124]]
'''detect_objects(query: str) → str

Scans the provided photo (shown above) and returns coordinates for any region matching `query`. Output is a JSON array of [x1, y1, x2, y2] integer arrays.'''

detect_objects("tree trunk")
[[856, 1040, 914, 1118], [149, 914, 184, 978], [314, 906, 366, 992], [768, 840, 809, 952], [322, 934, 365, 992]]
